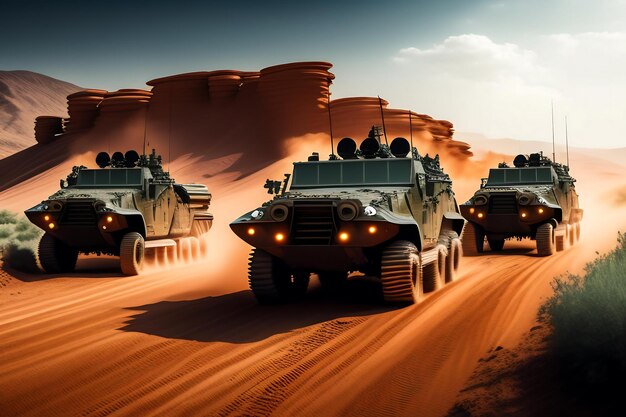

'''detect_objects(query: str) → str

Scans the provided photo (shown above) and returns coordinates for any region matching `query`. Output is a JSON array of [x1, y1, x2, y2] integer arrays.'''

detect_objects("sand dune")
[[0, 71, 80, 158]]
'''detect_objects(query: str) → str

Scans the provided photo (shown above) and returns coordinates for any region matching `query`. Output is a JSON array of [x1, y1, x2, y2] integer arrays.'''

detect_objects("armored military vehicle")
[[460, 152, 582, 256], [230, 127, 465, 304], [25, 149, 213, 275]]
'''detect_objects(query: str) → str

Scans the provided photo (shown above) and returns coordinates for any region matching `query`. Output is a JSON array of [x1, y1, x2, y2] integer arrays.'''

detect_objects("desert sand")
[[1, 62, 625, 416]]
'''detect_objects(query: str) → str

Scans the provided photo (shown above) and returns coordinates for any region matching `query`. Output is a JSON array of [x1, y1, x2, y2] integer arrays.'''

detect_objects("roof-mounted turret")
[[93, 149, 173, 183], [326, 125, 416, 161]]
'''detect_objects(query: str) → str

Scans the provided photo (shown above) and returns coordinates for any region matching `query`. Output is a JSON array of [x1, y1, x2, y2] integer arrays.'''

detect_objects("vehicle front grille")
[[60, 201, 97, 226], [291, 201, 336, 245], [488, 193, 518, 214]]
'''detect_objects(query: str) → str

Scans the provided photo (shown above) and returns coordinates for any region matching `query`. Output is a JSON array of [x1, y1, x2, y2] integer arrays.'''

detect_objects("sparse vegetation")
[[544, 232, 626, 390], [0, 210, 42, 272]]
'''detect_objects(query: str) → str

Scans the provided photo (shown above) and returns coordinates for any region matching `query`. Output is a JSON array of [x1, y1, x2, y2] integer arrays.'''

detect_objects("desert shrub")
[[0, 210, 42, 272], [545, 232, 626, 389]]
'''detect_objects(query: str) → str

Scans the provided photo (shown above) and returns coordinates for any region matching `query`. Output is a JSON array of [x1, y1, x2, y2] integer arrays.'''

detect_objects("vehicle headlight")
[[269, 204, 289, 222], [338, 201, 359, 221], [518, 193, 534, 205], [44, 200, 63, 211], [251, 209, 264, 219], [364, 205, 377, 216], [473, 194, 488, 206]]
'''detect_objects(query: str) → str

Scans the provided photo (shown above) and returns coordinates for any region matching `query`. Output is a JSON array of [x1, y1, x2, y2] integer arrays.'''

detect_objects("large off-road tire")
[[569, 224, 575, 247], [318, 271, 348, 293], [461, 222, 484, 256], [446, 237, 462, 283], [575, 222, 581, 242], [380, 240, 421, 304], [536, 223, 556, 257], [487, 237, 505, 252], [38, 233, 78, 274], [120, 232, 145, 275], [248, 248, 309, 304], [423, 244, 446, 292]]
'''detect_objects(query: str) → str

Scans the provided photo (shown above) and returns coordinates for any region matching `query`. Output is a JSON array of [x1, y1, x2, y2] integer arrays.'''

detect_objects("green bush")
[[0, 210, 42, 272], [545, 232, 626, 386]]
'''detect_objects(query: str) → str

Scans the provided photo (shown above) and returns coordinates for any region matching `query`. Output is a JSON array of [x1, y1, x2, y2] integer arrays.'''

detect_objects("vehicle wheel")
[[487, 237, 505, 252], [248, 248, 309, 304], [38, 233, 78, 273], [569, 224, 575, 246], [318, 271, 348, 292], [446, 237, 462, 283], [380, 240, 421, 304], [575, 222, 581, 241], [120, 232, 145, 275], [461, 222, 484, 255], [423, 244, 446, 292], [536, 223, 555, 257]]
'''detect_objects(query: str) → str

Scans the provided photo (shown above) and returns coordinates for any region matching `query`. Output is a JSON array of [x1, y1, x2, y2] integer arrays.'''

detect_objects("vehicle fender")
[[113, 208, 146, 237], [442, 211, 465, 237], [375, 207, 423, 251]]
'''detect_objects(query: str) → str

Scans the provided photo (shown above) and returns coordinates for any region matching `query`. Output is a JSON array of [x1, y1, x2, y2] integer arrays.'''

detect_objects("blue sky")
[[2, 0, 625, 147]]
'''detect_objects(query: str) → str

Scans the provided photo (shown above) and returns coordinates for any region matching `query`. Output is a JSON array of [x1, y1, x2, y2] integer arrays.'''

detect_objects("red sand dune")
[[0, 71, 81, 158], [1, 62, 625, 417]]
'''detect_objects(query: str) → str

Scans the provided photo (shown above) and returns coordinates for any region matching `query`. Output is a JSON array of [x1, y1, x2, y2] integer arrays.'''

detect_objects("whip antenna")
[[142, 102, 149, 157], [168, 83, 173, 173], [377, 95, 389, 146], [327, 92, 336, 159], [551, 100, 556, 162], [408, 110, 414, 154], [565, 115, 570, 167]]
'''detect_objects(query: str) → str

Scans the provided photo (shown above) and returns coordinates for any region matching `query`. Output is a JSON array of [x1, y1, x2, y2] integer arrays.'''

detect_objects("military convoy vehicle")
[[25, 149, 213, 275], [460, 152, 582, 256], [230, 127, 465, 304]]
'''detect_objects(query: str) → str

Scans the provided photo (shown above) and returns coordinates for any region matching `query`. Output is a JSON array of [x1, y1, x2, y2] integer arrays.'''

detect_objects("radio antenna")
[[377, 95, 389, 147], [565, 115, 570, 167], [168, 83, 173, 173], [142, 102, 149, 157], [551, 100, 556, 162], [327, 92, 336, 159], [408, 109, 414, 154]]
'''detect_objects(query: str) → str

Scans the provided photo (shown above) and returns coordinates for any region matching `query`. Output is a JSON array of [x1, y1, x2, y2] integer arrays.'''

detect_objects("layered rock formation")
[[34, 116, 63, 144], [1, 61, 472, 190]]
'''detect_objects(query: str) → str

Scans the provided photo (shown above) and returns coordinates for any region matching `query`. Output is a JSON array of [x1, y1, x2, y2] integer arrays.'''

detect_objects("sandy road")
[[0, 232, 609, 417], [1, 145, 624, 416]]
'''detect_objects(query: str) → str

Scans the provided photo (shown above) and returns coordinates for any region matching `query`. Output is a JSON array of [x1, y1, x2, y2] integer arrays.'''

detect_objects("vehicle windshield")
[[76, 168, 143, 187], [290, 158, 413, 189], [486, 167, 554, 186]]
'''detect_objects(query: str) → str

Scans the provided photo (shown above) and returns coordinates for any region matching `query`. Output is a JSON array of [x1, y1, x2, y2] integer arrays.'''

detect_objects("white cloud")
[[390, 33, 626, 148], [394, 34, 544, 84]]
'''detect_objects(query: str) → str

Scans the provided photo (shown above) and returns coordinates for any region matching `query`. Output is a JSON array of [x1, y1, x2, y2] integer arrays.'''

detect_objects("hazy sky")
[[2, 0, 625, 148]]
